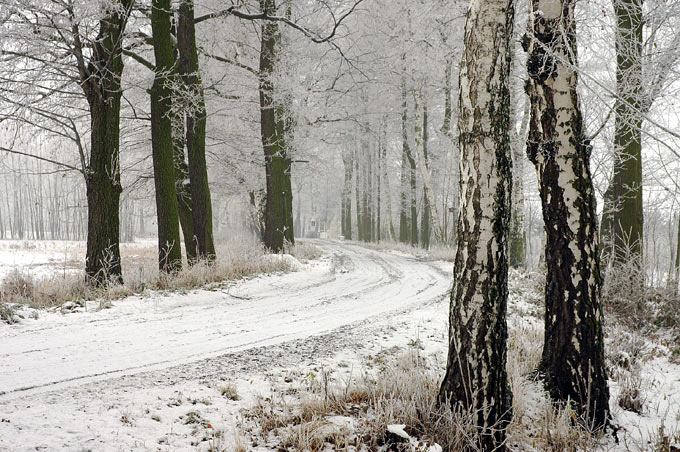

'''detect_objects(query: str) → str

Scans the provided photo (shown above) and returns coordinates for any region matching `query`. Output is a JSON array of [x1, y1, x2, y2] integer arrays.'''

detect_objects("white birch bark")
[[439, 0, 515, 448]]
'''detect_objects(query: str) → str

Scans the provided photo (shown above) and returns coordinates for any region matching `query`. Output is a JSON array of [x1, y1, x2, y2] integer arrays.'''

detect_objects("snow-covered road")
[[0, 240, 451, 399]]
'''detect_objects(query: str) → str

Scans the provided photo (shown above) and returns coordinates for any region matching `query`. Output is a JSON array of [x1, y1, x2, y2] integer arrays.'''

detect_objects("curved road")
[[0, 240, 451, 399]]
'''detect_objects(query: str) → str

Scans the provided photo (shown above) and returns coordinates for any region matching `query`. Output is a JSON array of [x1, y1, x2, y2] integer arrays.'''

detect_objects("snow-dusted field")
[[0, 240, 679, 451], [0, 239, 159, 280]]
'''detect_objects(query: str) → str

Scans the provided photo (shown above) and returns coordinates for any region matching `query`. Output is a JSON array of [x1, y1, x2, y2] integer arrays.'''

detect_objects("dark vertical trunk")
[[377, 134, 382, 242], [438, 0, 514, 448], [420, 104, 431, 249], [173, 115, 197, 261], [259, 0, 294, 252], [86, 98, 124, 283], [178, 0, 216, 260], [601, 0, 644, 269], [675, 210, 680, 295], [399, 87, 411, 244], [525, 0, 610, 428], [81, 0, 134, 284], [151, 0, 183, 272], [381, 126, 396, 241], [362, 126, 371, 242], [407, 146, 417, 247], [342, 147, 354, 240], [355, 145, 363, 241]]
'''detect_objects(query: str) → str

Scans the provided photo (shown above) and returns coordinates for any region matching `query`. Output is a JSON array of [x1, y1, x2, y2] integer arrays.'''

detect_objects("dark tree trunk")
[[377, 135, 382, 242], [259, 0, 294, 252], [399, 89, 411, 244], [407, 147, 417, 247], [600, 0, 644, 269], [381, 127, 397, 241], [525, 0, 610, 428], [438, 0, 514, 448], [342, 147, 354, 240], [173, 115, 197, 262], [151, 0, 183, 272], [355, 146, 363, 241], [178, 0, 216, 260], [420, 103, 431, 249], [81, 0, 134, 285], [675, 210, 680, 295], [86, 99, 124, 284]]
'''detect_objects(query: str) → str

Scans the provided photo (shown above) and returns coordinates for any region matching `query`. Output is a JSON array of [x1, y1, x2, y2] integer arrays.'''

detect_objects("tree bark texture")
[[259, 0, 294, 252], [83, 0, 134, 284], [438, 0, 514, 449], [600, 0, 644, 269], [342, 147, 354, 240], [509, 98, 529, 268], [524, 0, 611, 428], [178, 0, 216, 260], [172, 111, 197, 262], [151, 0, 183, 272]]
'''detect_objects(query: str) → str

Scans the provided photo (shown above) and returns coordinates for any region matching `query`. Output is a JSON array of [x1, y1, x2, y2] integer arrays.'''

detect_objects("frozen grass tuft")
[[602, 258, 680, 334]]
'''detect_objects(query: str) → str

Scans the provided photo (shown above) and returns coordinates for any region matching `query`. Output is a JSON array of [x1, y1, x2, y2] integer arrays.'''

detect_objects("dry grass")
[[602, 258, 680, 334], [0, 236, 315, 315], [240, 320, 619, 452]]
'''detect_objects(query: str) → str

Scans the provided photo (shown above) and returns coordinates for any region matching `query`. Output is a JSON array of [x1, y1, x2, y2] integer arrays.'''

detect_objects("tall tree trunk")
[[509, 98, 529, 268], [355, 144, 364, 241], [151, 0, 183, 272], [399, 87, 411, 244], [361, 126, 371, 242], [415, 97, 445, 247], [376, 133, 382, 242], [173, 113, 197, 262], [600, 0, 644, 269], [407, 144, 418, 247], [342, 147, 354, 240], [259, 0, 294, 252], [82, 0, 134, 284], [675, 209, 680, 295], [381, 126, 396, 241], [417, 101, 430, 249], [178, 0, 216, 260], [525, 0, 610, 428], [438, 0, 514, 448]]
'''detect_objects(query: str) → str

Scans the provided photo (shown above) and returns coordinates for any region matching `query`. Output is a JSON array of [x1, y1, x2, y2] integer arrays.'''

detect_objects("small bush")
[[0, 302, 18, 324], [219, 382, 240, 401], [1, 269, 35, 301], [618, 375, 644, 414]]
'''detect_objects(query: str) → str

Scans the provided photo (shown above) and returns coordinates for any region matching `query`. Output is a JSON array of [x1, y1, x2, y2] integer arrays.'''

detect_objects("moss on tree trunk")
[[438, 0, 515, 448], [178, 0, 216, 261], [82, 0, 134, 285], [151, 0, 183, 272]]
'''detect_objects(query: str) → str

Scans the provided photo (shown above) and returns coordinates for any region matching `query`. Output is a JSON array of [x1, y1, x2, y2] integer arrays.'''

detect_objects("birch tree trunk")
[[524, 0, 610, 428], [438, 0, 514, 448]]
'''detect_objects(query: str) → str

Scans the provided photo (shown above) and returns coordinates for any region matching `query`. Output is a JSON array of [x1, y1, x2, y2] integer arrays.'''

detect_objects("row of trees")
[[1, 0, 365, 284]]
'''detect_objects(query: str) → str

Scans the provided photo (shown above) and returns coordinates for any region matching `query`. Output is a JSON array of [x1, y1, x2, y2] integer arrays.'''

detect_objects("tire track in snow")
[[0, 240, 451, 399]]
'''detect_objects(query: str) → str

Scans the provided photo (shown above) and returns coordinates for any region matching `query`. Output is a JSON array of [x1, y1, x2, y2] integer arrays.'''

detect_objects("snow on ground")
[[0, 240, 679, 451], [0, 239, 159, 280]]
